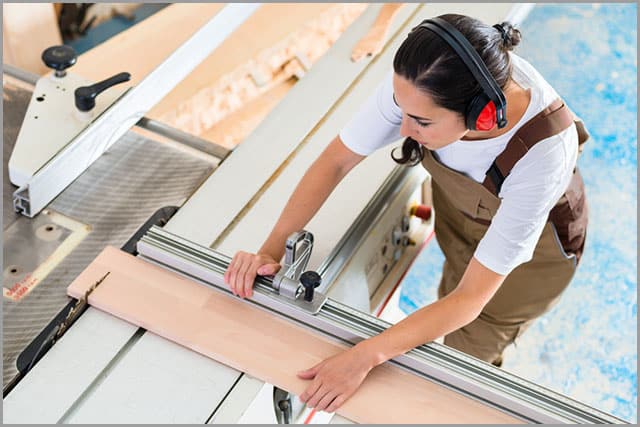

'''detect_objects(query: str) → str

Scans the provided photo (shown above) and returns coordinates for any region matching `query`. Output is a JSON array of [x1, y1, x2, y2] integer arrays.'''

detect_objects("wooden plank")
[[151, 4, 368, 136], [2, 3, 62, 74], [67, 246, 521, 424], [351, 3, 405, 61], [200, 78, 297, 149], [71, 3, 225, 82], [70, 4, 367, 138]]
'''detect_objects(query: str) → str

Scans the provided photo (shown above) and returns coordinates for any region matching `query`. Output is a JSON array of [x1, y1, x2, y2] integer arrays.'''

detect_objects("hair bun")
[[493, 22, 521, 50]]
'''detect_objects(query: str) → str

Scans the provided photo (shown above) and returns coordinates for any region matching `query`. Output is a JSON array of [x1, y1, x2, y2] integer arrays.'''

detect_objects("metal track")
[[137, 226, 625, 424]]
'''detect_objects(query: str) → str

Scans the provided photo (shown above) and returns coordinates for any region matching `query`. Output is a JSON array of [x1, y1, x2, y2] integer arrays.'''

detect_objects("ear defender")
[[419, 18, 508, 132], [466, 93, 497, 131]]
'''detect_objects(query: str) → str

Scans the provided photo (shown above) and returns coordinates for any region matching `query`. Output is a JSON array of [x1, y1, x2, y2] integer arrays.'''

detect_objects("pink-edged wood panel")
[[67, 246, 520, 424]]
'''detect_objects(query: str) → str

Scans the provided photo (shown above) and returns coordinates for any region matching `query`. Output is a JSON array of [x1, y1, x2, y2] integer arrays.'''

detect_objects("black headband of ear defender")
[[418, 18, 508, 128]]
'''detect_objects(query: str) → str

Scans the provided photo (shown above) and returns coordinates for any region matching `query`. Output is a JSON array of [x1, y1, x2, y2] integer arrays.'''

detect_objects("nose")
[[399, 115, 416, 139]]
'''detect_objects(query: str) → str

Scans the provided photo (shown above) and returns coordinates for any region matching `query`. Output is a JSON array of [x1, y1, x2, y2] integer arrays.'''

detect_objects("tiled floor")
[[398, 3, 637, 423]]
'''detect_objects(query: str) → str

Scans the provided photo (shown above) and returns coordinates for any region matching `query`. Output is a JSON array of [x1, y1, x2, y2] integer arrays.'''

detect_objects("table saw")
[[2, 3, 625, 424]]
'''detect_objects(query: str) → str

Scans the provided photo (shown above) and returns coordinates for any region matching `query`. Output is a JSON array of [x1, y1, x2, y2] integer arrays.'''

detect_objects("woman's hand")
[[224, 251, 281, 298], [297, 344, 377, 413]]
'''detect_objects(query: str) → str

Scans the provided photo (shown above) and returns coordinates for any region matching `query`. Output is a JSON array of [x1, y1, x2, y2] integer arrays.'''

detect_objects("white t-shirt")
[[339, 54, 579, 275]]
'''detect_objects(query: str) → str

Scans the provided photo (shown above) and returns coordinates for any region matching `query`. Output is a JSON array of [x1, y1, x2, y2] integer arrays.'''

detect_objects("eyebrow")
[[392, 93, 432, 122]]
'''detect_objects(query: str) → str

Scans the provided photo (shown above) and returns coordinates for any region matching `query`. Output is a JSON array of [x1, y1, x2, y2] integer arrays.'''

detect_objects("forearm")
[[259, 170, 343, 260], [357, 257, 506, 367], [360, 289, 481, 366], [259, 136, 364, 260]]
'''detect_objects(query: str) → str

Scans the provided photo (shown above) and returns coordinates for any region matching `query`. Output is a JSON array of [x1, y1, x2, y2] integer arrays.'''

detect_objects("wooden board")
[[70, 3, 367, 138], [67, 246, 521, 424], [2, 3, 62, 74], [71, 3, 224, 82], [149, 3, 367, 136], [200, 78, 297, 149]]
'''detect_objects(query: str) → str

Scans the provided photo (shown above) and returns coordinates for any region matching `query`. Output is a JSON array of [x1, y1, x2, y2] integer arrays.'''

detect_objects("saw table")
[[2, 3, 625, 424]]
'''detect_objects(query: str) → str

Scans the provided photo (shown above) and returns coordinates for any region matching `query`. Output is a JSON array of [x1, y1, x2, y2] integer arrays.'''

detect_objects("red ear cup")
[[475, 100, 497, 131]]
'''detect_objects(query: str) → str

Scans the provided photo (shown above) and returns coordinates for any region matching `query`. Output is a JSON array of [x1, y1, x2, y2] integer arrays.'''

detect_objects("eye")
[[415, 119, 431, 128]]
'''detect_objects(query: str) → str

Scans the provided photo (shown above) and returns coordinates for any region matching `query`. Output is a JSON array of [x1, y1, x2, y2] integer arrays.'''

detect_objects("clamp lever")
[[272, 230, 320, 301]]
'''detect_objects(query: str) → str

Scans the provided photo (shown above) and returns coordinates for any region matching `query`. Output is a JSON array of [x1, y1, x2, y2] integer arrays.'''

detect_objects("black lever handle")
[[74, 72, 131, 112], [300, 271, 321, 302]]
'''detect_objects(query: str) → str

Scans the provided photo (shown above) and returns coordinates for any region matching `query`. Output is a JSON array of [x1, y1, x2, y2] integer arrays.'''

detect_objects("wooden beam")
[[151, 4, 367, 137], [351, 3, 405, 61], [72, 4, 225, 82], [200, 78, 297, 149], [70, 3, 367, 141], [67, 246, 521, 424]]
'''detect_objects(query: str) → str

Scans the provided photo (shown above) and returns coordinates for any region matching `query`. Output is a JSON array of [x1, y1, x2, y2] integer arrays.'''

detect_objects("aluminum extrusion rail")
[[136, 226, 625, 424]]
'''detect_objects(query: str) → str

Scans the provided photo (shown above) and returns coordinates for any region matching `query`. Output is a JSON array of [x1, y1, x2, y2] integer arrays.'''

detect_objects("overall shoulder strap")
[[574, 117, 590, 151], [482, 99, 577, 195]]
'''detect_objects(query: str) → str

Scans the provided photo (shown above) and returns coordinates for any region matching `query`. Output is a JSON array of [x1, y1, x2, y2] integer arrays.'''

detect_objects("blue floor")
[[65, 4, 167, 55], [398, 3, 637, 422]]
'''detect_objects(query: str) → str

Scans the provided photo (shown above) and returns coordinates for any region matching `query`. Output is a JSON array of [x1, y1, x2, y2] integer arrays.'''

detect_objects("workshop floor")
[[65, 4, 167, 54], [398, 3, 637, 423]]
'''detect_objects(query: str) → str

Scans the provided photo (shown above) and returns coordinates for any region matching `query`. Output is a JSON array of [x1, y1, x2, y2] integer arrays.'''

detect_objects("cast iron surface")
[[2, 81, 215, 389]]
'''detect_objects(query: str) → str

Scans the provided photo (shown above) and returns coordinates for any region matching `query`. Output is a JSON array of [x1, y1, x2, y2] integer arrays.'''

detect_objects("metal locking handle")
[[271, 230, 314, 300]]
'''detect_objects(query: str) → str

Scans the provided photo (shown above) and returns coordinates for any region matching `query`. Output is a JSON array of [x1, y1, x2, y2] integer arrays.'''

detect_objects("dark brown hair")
[[391, 14, 521, 165]]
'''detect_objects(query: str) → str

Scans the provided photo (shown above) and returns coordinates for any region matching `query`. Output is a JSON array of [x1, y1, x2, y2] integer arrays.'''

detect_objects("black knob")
[[74, 72, 131, 112], [42, 45, 77, 77], [300, 271, 321, 302]]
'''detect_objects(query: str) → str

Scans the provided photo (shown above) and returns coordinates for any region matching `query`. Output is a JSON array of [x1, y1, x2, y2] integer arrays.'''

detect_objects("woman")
[[224, 14, 588, 412]]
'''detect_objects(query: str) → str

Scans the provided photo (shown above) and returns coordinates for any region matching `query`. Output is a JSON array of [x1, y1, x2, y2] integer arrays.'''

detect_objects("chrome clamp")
[[271, 230, 326, 312]]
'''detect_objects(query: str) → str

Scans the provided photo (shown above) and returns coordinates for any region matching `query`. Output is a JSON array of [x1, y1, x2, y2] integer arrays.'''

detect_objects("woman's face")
[[393, 73, 469, 149]]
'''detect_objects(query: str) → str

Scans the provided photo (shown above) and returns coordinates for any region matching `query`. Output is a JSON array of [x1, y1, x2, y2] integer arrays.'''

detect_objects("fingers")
[[225, 253, 242, 295], [325, 395, 346, 413], [306, 385, 332, 410], [224, 253, 281, 298], [297, 349, 367, 414], [301, 382, 344, 412], [297, 362, 321, 380], [223, 255, 234, 284], [299, 378, 321, 402], [256, 263, 281, 276], [224, 252, 254, 298], [315, 391, 339, 412], [241, 258, 261, 299]]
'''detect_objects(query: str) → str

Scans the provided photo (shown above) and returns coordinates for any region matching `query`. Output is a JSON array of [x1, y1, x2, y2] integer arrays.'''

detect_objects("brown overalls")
[[421, 99, 589, 365]]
